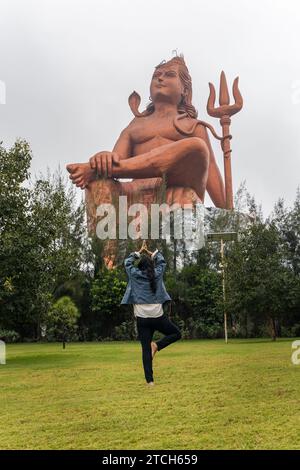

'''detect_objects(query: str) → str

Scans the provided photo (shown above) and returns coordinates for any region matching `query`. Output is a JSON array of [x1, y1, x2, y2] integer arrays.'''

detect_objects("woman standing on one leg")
[[121, 241, 182, 387]]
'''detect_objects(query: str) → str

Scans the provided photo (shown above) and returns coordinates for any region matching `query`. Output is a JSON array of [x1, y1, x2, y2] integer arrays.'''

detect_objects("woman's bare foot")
[[151, 341, 158, 359], [66, 162, 97, 189]]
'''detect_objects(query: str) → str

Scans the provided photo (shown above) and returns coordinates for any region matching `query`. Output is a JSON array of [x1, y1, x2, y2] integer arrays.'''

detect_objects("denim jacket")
[[120, 250, 172, 305]]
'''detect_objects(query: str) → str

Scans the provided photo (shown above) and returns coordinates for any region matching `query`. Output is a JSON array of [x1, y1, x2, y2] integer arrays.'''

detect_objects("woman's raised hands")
[[138, 240, 153, 256]]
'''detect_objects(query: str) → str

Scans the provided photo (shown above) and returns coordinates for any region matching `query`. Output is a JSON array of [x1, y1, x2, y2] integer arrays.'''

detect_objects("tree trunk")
[[245, 312, 248, 338], [173, 238, 177, 272], [269, 316, 277, 341]]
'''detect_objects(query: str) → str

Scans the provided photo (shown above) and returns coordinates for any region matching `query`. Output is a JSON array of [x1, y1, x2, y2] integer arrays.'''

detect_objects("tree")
[[90, 267, 129, 339], [46, 296, 80, 348], [29, 169, 89, 337], [280, 189, 300, 276], [268, 193, 300, 332], [0, 140, 91, 339], [226, 221, 295, 340], [0, 140, 40, 337], [164, 248, 224, 338]]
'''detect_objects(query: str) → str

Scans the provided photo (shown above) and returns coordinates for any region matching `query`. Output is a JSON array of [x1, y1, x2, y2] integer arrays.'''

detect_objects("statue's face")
[[150, 64, 184, 105]]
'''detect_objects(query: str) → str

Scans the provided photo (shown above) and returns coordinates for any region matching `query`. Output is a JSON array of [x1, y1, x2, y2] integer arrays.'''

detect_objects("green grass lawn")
[[1, 339, 299, 450]]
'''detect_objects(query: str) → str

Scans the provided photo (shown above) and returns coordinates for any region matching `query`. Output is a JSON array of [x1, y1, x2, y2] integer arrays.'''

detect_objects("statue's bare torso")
[[128, 115, 188, 155]]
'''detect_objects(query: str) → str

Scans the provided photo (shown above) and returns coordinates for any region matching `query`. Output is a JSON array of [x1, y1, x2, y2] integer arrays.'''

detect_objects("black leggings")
[[136, 313, 182, 383]]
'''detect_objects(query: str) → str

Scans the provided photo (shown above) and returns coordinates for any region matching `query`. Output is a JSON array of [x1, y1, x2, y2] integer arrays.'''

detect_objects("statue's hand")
[[89, 151, 120, 178]]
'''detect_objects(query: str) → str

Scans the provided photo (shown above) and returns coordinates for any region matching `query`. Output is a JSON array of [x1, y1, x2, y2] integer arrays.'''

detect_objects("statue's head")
[[147, 55, 197, 119]]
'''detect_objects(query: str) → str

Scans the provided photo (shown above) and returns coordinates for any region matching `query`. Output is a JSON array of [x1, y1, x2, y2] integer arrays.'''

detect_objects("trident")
[[207, 71, 243, 210]]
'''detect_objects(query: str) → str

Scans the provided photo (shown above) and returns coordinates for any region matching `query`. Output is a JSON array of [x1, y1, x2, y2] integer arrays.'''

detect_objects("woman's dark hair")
[[138, 255, 157, 293]]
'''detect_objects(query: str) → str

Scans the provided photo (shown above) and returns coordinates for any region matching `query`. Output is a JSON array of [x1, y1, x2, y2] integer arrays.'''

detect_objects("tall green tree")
[[90, 267, 129, 339], [226, 222, 295, 340], [0, 140, 39, 336], [0, 140, 91, 339]]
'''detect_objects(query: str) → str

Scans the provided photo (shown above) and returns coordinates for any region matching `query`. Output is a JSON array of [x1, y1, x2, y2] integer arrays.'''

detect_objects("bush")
[[281, 324, 300, 337], [91, 268, 128, 338], [113, 319, 137, 341], [180, 317, 223, 339], [291, 324, 300, 337], [46, 296, 80, 348], [0, 329, 20, 343]]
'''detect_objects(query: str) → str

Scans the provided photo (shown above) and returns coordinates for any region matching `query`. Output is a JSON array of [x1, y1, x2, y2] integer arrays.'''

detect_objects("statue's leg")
[[66, 137, 209, 201], [112, 137, 209, 202], [85, 178, 123, 269], [122, 178, 202, 207], [84, 178, 160, 267]]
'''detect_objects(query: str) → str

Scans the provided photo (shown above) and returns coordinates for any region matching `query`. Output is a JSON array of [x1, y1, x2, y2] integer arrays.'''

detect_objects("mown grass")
[[1, 339, 299, 449]]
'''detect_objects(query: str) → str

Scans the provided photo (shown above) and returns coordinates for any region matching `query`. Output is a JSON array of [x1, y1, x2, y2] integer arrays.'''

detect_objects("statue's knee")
[[187, 137, 209, 156], [186, 138, 209, 166]]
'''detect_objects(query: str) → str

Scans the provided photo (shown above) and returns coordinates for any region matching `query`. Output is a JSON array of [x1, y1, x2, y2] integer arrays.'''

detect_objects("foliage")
[[113, 318, 137, 340], [1, 139, 300, 341], [0, 140, 39, 337], [46, 296, 80, 348], [90, 267, 129, 338], [0, 141, 91, 339], [226, 222, 297, 340], [0, 328, 20, 343], [164, 250, 224, 338]]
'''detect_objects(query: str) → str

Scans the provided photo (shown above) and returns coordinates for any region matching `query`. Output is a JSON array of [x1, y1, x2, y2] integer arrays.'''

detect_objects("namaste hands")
[[138, 240, 153, 257]]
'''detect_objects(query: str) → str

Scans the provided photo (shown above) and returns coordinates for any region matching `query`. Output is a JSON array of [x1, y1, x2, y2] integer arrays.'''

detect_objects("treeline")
[[0, 140, 300, 344]]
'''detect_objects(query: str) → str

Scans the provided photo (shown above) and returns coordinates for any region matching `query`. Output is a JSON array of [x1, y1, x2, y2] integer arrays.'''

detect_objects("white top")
[[133, 248, 162, 318], [133, 303, 163, 318]]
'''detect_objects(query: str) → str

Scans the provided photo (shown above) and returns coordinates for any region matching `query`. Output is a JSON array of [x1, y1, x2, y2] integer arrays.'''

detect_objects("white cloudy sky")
[[1, 0, 300, 216]]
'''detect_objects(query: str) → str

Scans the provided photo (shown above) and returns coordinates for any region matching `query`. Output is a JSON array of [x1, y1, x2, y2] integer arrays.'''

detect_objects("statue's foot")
[[66, 162, 96, 189]]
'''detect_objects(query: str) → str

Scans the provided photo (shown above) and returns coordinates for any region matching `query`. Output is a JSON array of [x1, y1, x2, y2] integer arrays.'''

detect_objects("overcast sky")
[[1, 0, 300, 216]]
